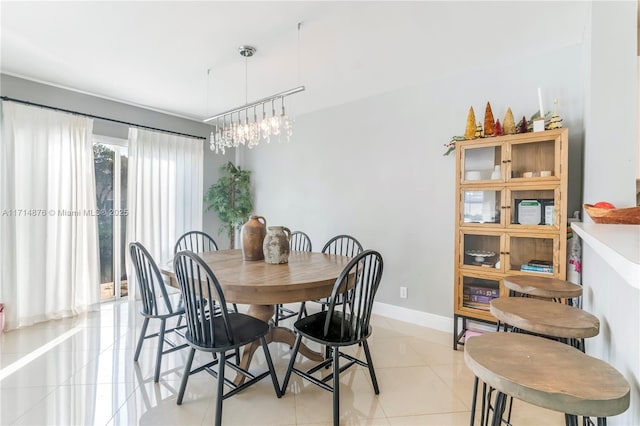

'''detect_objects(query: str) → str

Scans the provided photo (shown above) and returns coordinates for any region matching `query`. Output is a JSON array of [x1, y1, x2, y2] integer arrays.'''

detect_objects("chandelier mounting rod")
[[203, 85, 305, 123]]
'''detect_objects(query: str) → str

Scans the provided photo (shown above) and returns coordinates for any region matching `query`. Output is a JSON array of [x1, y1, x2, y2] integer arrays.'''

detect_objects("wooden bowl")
[[583, 204, 640, 224]]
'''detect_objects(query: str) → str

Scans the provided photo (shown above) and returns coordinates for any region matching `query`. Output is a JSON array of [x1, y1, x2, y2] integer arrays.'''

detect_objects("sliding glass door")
[[93, 136, 128, 300]]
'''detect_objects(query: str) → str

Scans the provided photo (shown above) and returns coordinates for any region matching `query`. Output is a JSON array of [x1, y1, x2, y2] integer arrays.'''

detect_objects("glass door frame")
[[94, 135, 128, 300]]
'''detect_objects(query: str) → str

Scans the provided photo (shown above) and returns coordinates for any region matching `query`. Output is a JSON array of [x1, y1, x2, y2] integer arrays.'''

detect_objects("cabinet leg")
[[453, 314, 459, 350], [453, 315, 469, 350]]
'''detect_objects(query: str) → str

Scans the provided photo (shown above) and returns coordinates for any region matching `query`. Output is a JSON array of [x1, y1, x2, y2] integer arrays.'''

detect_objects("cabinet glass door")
[[462, 189, 502, 226], [507, 186, 560, 228], [459, 273, 501, 313], [509, 138, 558, 180], [461, 231, 503, 272], [461, 144, 503, 183], [505, 234, 558, 275]]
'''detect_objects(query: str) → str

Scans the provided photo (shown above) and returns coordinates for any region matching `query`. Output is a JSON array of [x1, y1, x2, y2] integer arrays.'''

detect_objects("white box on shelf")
[[533, 119, 545, 132]]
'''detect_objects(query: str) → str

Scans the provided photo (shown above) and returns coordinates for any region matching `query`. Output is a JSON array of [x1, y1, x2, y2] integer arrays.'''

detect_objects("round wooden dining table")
[[162, 249, 352, 385]]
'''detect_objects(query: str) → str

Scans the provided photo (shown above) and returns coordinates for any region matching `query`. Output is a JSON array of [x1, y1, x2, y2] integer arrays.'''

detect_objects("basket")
[[583, 204, 640, 224]]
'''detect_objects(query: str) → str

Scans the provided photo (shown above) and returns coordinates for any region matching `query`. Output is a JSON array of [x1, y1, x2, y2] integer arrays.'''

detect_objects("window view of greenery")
[[94, 143, 128, 300]]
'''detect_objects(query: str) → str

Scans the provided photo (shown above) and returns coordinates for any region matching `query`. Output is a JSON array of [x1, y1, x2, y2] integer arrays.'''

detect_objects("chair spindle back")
[[324, 250, 383, 340], [174, 231, 219, 254], [322, 234, 363, 257], [173, 250, 235, 347], [129, 242, 173, 316], [290, 231, 312, 252]]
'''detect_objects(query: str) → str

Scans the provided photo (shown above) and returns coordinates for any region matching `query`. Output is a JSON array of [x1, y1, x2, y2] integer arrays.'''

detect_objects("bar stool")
[[490, 297, 599, 351], [472, 297, 601, 425], [465, 333, 630, 426], [504, 275, 582, 305]]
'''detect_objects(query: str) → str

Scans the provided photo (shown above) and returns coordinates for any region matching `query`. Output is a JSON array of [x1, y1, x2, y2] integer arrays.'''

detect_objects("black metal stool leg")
[[491, 391, 507, 426], [481, 382, 488, 426], [565, 413, 579, 426], [470, 376, 479, 426]]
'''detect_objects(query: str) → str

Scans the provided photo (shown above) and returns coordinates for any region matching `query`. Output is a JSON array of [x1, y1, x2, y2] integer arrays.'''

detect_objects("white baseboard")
[[372, 302, 453, 333]]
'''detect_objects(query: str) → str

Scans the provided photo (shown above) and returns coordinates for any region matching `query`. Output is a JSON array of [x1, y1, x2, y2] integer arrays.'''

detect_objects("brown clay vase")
[[241, 215, 267, 260], [263, 226, 291, 264]]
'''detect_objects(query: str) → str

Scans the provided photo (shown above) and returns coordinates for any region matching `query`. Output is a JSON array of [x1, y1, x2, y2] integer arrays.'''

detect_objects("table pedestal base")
[[234, 304, 324, 386]]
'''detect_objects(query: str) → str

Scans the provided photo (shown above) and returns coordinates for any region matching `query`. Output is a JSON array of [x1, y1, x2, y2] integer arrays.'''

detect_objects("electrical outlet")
[[400, 286, 408, 299]]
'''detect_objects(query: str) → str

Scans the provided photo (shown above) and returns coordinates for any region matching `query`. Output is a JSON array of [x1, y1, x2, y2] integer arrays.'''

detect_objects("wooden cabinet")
[[453, 128, 569, 349]]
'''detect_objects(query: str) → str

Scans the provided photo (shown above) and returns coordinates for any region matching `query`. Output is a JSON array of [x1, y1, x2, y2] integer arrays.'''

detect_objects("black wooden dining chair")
[[130, 242, 188, 383], [298, 234, 364, 321], [173, 250, 281, 426], [290, 230, 312, 252], [322, 234, 364, 258], [174, 230, 219, 254], [280, 249, 384, 426], [274, 231, 313, 326], [175, 230, 237, 315]]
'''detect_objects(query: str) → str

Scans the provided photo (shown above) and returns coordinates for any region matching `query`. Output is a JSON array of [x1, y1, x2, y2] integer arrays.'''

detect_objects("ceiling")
[[1, 1, 589, 123]]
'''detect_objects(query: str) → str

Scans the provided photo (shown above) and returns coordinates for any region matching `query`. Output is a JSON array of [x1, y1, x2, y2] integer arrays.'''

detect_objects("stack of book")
[[463, 285, 499, 310], [520, 259, 554, 274]]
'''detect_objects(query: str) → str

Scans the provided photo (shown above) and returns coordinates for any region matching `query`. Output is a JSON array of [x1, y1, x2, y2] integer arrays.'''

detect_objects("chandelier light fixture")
[[204, 45, 305, 154]]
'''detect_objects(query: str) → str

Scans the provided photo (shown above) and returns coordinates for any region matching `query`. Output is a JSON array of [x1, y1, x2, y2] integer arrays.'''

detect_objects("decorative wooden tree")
[[494, 119, 503, 136], [484, 102, 495, 136], [464, 106, 476, 139], [504, 107, 516, 134], [547, 99, 563, 129], [474, 122, 484, 138], [517, 116, 528, 133]]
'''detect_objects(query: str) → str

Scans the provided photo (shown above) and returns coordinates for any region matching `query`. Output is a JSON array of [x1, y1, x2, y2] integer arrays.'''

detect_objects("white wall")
[[583, 1, 638, 207], [581, 2, 639, 424], [243, 43, 585, 319]]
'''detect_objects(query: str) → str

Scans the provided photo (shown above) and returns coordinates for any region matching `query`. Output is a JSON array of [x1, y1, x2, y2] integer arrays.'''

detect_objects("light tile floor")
[[0, 301, 565, 425]]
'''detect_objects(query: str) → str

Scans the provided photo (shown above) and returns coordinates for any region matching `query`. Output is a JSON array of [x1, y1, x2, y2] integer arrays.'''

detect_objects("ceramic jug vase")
[[263, 226, 291, 264], [241, 215, 267, 261]]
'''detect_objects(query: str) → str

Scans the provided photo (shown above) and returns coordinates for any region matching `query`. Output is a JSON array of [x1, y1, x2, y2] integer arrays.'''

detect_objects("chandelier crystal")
[[204, 46, 304, 155]]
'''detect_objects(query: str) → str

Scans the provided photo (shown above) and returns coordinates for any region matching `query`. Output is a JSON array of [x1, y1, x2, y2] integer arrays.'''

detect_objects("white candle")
[[538, 87, 544, 118]]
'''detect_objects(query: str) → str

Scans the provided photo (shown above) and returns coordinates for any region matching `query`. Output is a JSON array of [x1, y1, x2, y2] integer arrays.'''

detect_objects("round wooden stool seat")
[[465, 333, 630, 420], [490, 297, 599, 339], [504, 275, 582, 299]]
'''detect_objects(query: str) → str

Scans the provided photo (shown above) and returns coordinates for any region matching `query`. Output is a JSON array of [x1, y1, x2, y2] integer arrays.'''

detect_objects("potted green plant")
[[204, 162, 253, 249]]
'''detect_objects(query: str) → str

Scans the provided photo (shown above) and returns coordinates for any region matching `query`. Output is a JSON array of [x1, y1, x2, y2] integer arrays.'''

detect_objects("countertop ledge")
[[571, 222, 640, 289]]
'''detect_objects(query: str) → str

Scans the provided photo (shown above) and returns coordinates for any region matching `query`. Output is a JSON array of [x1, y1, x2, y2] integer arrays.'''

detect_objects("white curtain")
[[0, 102, 100, 330], [126, 128, 203, 298]]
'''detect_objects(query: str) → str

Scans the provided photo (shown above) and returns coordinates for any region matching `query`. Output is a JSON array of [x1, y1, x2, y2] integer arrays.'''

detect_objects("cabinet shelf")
[[453, 129, 568, 349]]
